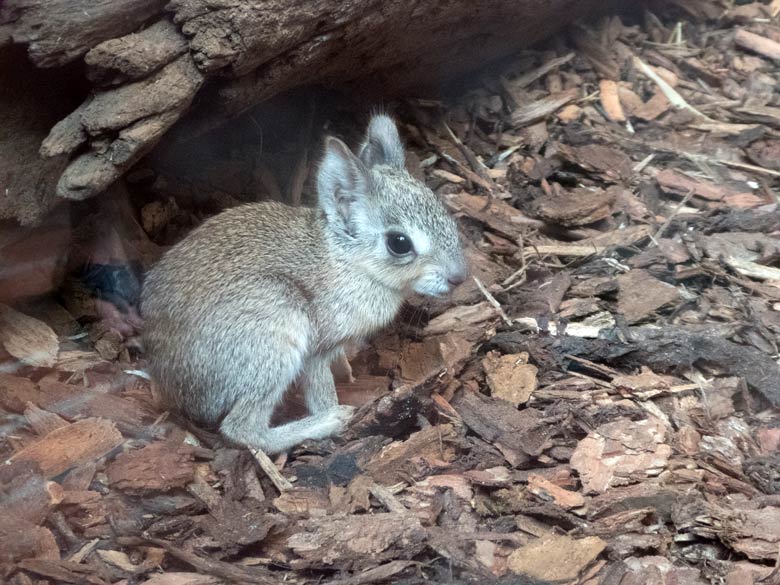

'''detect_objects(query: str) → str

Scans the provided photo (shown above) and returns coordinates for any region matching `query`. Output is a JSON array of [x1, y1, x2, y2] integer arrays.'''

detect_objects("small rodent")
[[141, 115, 467, 454]]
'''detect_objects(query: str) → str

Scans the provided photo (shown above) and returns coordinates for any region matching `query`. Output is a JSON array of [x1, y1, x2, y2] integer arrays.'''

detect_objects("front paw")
[[321, 404, 355, 435]]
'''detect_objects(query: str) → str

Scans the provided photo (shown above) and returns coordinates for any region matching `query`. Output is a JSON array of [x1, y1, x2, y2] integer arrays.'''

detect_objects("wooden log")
[[0, 0, 167, 68], [40, 54, 204, 200], [2, 0, 637, 220]]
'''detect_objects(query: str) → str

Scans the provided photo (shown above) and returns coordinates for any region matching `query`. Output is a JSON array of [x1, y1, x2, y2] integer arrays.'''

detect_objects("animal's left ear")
[[358, 114, 406, 170]]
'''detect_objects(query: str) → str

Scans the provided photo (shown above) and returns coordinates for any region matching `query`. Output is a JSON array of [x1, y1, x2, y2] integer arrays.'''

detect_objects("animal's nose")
[[448, 271, 467, 287]]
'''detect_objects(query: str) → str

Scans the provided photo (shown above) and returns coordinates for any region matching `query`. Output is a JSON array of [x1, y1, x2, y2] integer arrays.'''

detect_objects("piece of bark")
[[735, 29, 780, 61], [118, 536, 275, 585], [0, 461, 63, 525], [1, 0, 168, 67], [398, 334, 472, 381], [41, 54, 204, 200], [507, 534, 606, 581], [599, 79, 626, 122], [557, 144, 633, 183], [634, 90, 672, 121], [0, 374, 152, 436], [286, 512, 426, 570], [510, 88, 579, 127], [423, 301, 500, 337], [463, 466, 512, 487], [106, 440, 195, 494], [363, 424, 460, 485], [617, 269, 681, 323], [443, 191, 542, 239], [200, 499, 285, 554], [345, 370, 442, 440], [326, 561, 416, 585], [273, 487, 330, 517], [482, 352, 538, 407], [528, 184, 617, 227], [85, 19, 189, 85], [570, 416, 672, 494], [612, 556, 706, 584], [746, 138, 780, 171], [0, 303, 59, 367], [0, 515, 60, 565], [9, 418, 124, 478], [527, 474, 585, 509], [655, 169, 751, 202], [23, 403, 69, 436], [452, 389, 550, 466]]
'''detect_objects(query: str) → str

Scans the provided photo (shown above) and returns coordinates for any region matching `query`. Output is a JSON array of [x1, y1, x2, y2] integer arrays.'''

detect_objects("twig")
[[614, 134, 780, 179], [67, 538, 100, 563], [473, 276, 512, 326], [717, 158, 780, 178], [501, 235, 528, 287], [633, 153, 655, 173], [442, 122, 495, 191], [117, 536, 274, 584], [652, 188, 695, 241], [250, 447, 293, 492], [511, 52, 575, 89], [633, 56, 705, 118]]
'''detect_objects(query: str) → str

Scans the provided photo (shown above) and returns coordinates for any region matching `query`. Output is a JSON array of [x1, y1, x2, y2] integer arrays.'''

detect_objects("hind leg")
[[218, 312, 351, 454], [225, 403, 354, 454]]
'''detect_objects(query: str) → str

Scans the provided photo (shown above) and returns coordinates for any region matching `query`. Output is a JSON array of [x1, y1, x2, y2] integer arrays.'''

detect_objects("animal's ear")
[[358, 114, 406, 170], [317, 136, 370, 237]]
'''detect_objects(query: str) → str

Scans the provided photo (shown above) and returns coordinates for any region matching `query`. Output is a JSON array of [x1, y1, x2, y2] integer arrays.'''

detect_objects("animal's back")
[[141, 202, 325, 422], [142, 202, 323, 307]]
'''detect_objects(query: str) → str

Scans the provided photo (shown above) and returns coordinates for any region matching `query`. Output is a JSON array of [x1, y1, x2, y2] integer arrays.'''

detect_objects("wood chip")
[[511, 88, 579, 127], [507, 534, 606, 581], [527, 474, 585, 509], [599, 79, 626, 122], [364, 424, 459, 484], [570, 416, 672, 494], [482, 351, 537, 407], [0, 516, 60, 565], [0, 304, 59, 367], [735, 29, 780, 61], [9, 418, 123, 479], [452, 390, 550, 466], [617, 269, 681, 323], [106, 440, 195, 493], [287, 513, 426, 570], [656, 169, 751, 202]]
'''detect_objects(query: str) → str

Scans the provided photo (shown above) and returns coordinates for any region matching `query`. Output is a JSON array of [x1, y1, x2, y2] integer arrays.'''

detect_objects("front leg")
[[300, 349, 341, 414]]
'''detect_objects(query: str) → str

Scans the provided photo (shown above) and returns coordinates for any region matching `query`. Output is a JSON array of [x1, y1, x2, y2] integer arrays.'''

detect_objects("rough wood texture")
[[0, 0, 627, 222], [9, 418, 123, 478], [0, 0, 168, 67]]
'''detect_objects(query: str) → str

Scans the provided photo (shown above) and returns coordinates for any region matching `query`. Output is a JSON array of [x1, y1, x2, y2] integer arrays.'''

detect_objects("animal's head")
[[317, 114, 467, 297]]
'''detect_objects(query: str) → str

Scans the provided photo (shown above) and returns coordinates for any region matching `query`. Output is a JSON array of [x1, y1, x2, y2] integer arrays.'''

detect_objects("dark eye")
[[386, 232, 414, 256]]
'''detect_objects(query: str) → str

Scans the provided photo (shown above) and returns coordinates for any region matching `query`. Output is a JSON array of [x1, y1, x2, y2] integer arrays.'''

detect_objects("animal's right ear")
[[317, 137, 370, 237]]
